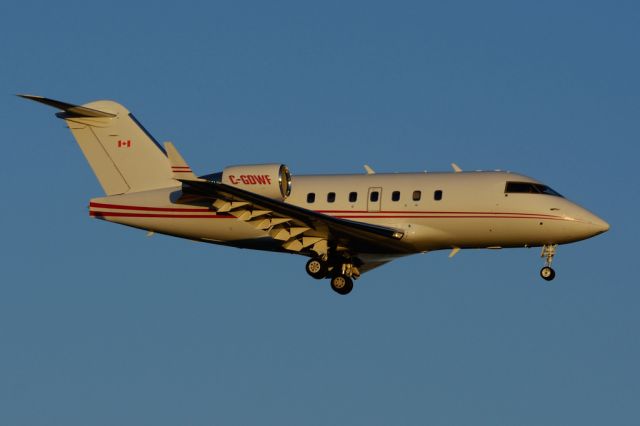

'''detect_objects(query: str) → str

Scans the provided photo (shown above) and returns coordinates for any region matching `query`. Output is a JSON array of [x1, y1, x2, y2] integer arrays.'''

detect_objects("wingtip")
[[17, 94, 42, 100]]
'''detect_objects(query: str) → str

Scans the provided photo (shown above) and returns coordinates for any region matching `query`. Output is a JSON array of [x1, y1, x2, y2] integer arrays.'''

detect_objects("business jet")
[[21, 95, 609, 295]]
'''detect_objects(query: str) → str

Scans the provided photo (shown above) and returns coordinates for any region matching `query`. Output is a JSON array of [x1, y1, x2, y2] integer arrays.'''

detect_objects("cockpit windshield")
[[505, 181, 563, 197]]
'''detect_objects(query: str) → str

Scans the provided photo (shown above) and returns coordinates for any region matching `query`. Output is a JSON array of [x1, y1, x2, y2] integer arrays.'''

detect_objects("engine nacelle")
[[222, 163, 292, 200]]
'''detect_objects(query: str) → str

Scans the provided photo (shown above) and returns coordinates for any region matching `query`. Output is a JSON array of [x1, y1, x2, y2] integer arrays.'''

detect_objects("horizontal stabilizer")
[[18, 94, 115, 118]]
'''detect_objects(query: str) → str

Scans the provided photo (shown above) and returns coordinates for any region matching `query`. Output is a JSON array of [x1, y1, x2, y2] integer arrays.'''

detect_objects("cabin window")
[[327, 192, 336, 203], [505, 182, 563, 197], [307, 192, 316, 203], [349, 192, 358, 202], [392, 191, 400, 201], [434, 190, 443, 201], [412, 190, 421, 201], [370, 191, 379, 202]]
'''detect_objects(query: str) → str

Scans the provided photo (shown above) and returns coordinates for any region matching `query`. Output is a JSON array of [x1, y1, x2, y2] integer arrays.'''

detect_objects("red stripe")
[[91, 202, 562, 218], [89, 203, 568, 221], [89, 210, 568, 222], [333, 215, 567, 220], [316, 209, 560, 218], [90, 211, 232, 219], [89, 202, 209, 212]]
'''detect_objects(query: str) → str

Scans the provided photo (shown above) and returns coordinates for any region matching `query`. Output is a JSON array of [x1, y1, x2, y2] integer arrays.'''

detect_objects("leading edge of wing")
[[180, 179, 410, 253]]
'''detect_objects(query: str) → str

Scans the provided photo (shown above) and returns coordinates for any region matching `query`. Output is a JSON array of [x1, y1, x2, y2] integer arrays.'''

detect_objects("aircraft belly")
[[438, 218, 587, 248], [96, 214, 268, 242], [356, 216, 585, 251]]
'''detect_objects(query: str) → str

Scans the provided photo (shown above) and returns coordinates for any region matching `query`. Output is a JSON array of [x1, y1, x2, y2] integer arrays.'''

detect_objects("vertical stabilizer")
[[20, 95, 177, 195]]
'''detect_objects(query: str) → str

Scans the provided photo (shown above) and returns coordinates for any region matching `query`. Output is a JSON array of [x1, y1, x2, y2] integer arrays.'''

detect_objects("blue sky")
[[1, 1, 639, 425]]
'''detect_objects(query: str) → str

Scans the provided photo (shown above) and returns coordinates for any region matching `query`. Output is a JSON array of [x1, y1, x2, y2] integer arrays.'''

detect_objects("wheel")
[[305, 258, 328, 279], [330, 275, 354, 295], [540, 266, 556, 281]]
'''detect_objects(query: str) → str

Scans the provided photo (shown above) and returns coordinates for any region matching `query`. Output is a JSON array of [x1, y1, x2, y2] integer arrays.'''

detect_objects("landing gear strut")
[[328, 262, 359, 295], [540, 244, 557, 281]]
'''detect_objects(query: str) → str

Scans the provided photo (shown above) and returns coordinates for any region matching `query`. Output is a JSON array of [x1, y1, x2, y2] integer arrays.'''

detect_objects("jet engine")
[[222, 163, 292, 200]]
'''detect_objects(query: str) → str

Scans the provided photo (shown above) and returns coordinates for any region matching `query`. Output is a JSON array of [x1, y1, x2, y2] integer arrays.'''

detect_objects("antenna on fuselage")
[[451, 163, 462, 172]]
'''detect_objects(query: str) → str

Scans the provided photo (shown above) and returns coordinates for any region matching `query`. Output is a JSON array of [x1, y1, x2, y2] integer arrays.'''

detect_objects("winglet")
[[17, 94, 116, 118], [164, 142, 199, 180]]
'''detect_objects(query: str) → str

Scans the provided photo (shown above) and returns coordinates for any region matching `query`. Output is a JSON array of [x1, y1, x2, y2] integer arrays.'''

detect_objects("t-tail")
[[19, 95, 177, 195]]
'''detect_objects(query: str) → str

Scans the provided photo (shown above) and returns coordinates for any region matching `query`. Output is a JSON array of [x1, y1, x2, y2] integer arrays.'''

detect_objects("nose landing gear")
[[540, 244, 557, 281]]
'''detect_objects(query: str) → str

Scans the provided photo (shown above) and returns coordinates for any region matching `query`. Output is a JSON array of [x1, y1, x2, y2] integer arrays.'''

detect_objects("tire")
[[540, 266, 556, 281], [330, 275, 354, 295], [306, 258, 328, 279]]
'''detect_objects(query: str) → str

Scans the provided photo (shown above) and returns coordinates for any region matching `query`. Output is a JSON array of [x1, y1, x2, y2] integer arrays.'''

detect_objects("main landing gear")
[[540, 244, 557, 281], [305, 257, 359, 295], [305, 258, 328, 279], [330, 275, 354, 295]]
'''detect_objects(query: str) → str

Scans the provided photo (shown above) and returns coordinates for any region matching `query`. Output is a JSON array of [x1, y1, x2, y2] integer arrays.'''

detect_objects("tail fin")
[[20, 95, 176, 195]]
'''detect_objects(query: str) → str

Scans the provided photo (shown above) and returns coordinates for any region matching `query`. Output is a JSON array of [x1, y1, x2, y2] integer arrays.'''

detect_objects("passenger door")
[[367, 187, 382, 212]]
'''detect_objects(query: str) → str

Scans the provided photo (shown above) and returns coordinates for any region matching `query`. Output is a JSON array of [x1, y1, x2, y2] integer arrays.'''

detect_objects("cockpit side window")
[[505, 182, 537, 194], [505, 181, 563, 197], [537, 185, 563, 197]]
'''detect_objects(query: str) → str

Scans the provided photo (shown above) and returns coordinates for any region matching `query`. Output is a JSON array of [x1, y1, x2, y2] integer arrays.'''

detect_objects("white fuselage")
[[22, 94, 610, 288], [88, 171, 609, 255]]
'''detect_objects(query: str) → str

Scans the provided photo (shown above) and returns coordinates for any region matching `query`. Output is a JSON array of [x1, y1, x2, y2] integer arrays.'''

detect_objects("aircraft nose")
[[563, 203, 610, 240], [589, 214, 610, 234], [579, 209, 610, 236]]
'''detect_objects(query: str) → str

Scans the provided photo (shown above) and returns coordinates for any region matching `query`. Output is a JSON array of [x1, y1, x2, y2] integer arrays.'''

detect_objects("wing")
[[180, 179, 413, 264]]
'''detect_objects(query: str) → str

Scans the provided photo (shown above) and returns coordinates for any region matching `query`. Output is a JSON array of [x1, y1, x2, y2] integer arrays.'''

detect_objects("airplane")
[[20, 94, 610, 295]]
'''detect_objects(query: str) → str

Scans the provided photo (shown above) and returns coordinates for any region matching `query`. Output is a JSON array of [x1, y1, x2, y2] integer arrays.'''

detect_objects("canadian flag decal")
[[117, 140, 132, 148]]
